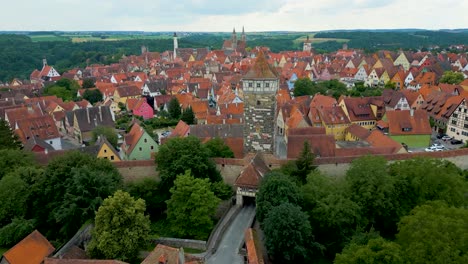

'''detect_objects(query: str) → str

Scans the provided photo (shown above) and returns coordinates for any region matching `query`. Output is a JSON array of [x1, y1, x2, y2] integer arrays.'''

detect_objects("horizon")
[[1, 0, 467, 31]]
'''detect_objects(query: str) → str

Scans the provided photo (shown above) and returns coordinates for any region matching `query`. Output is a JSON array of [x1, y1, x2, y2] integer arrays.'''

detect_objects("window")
[[464, 123, 468, 129], [257, 100, 261, 106], [451, 128, 456, 132], [144, 138, 147, 143], [248, 82, 253, 88], [139, 147, 142, 151], [111, 155, 114, 160], [151, 146, 154, 150], [257, 83, 261, 88], [453, 113, 458, 118], [49, 141, 53, 144], [265, 82, 270, 88], [452, 120, 457, 125], [463, 131, 468, 136], [104, 149, 107, 153]]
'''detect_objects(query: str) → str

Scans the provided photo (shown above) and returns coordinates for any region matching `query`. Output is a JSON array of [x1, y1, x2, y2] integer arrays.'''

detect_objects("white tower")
[[173, 32, 178, 60]]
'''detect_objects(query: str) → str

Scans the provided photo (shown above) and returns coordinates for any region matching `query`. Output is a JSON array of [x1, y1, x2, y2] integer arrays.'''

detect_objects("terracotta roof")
[[116, 85, 141, 97], [44, 259, 128, 264], [340, 97, 378, 121], [245, 228, 264, 264], [16, 115, 60, 142], [167, 120, 189, 139], [243, 52, 279, 79], [287, 134, 336, 158], [122, 122, 145, 155], [141, 244, 199, 264], [235, 153, 270, 188], [346, 124, 371, 140], [288, 127, 326, 136], [3, 230, 55, 264], [386, 110, 432, 135], [364, 130, 405, 153]]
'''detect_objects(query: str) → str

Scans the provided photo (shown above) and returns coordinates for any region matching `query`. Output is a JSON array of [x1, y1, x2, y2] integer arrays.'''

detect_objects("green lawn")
[[183, 247, 204, 254]]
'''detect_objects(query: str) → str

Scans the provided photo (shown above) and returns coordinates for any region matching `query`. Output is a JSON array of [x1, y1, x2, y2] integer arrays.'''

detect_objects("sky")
[[1, 0, 467, 32]]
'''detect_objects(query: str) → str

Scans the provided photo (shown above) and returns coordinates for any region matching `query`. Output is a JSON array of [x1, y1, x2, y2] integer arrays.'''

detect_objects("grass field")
[[29, 34, 69, 42], [294, 36, 349, 44]]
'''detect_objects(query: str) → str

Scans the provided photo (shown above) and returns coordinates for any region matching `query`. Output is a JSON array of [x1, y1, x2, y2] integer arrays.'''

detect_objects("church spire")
[[232, 27, 237, 50], [241, 26, 246, 42]]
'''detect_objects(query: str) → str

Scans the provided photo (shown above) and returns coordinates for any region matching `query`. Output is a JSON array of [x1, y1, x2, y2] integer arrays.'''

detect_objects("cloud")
[[0, 0, 466, 31]]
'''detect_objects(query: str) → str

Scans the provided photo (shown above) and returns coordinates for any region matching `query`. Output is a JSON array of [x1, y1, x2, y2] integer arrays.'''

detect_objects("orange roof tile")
[[3, 230, 55, 264]]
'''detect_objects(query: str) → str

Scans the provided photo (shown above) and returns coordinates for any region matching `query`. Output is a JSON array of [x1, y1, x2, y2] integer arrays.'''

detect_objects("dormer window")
[[402, 127, 412, 132]]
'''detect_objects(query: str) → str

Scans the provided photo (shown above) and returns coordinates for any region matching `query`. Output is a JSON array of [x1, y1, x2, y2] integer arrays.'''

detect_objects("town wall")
[[151, 237, 207, 251]]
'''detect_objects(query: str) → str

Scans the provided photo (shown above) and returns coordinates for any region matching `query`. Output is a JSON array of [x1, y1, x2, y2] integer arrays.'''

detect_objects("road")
[[207, 205, 256, 264]]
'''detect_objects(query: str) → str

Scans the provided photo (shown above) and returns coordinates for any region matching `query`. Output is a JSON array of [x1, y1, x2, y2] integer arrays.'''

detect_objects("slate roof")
[[2, 230, 55, 264], [74, 106, 115, 133]]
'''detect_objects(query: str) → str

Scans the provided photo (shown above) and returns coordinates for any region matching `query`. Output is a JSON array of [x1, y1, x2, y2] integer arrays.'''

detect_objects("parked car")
[[450, 139, 463, 145], [425, 147, 435, 152], [436, 133, 447, 139], [442, 135, 452, 141]]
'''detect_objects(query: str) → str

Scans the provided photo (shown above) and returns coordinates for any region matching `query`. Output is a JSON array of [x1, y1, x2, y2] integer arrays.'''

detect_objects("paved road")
[[207, 205, 256, 264]]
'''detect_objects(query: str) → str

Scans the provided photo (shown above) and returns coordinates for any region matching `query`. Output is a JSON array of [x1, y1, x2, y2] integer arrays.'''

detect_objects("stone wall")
[[151, 238, 207, 251]]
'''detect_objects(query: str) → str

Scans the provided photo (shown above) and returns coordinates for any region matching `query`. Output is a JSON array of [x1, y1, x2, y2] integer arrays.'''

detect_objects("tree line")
[[257, 142, 468, 263]]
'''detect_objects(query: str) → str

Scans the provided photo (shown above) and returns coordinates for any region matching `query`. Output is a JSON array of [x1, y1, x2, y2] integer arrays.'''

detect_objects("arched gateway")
[[234, 153, 270, 206]]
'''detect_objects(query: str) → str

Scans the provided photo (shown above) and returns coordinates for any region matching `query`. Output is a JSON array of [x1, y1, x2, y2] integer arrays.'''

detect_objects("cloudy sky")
[[1, 0, 467, 31]]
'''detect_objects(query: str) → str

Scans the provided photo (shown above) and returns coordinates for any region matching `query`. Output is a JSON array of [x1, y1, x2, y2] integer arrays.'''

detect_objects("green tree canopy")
[[0, 218, 36, 247], [0, 174, 29, 225], [439, 71, 464, 84], [44, 78, 80, 101], [389, 158, 467, 218], [293, 77, 315, 97], [345, 156, 396, 235], [82, 89, 103, 105], [180, 106, 195, 125], [87, 190, 150, 261], [0, 119, 22, 150], [0, 149, 35, 180], [35, 151, 122, 241], [293, 141, 316, 185], [256, 172, 302, 224], [53, 165, 122, 238], [334, 237, 404, 264], [91, 126, 118, 148], [155, 136, 222, 198], [397, 201, 468, 264], [166, 171, 220, 240], [204, 137, 235, 158], [263, 203, 314, 263], [82, 78, 96, 88], [125, 178, 166, 219], [168, 97, 182, 119]]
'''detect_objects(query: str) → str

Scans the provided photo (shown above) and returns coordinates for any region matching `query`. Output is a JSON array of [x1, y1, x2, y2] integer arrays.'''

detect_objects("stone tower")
[[173, 32, 178, 60], [231, 28, 237, 50], [241, 26, 246, 42], [303, 35, 312, 52], [242, 51, 279, 153]]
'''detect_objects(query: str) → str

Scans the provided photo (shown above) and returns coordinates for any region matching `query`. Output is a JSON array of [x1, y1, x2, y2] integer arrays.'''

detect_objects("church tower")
[[241, 26, 246, 42], [242, 51, 279, 153], [231, 28, 237, 50], [303, 35, 312, 52], [173, 32, 178, 60]]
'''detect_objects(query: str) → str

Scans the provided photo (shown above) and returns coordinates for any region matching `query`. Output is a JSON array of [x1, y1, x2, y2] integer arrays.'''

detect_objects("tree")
[[0, 218, 36, 247], [256, 172, 302, 224], [334, 237, 404, 264], [35, 151, 122, 241], [345, 156, 396, 235], [0, 174, 29, 225], [263, 203, 314, 263], [293, 141, 316, 185], [384, 81, 396, 90], [439, 71, 464, 84], [0, 149, 34, 180], [155, 136, 222, 198], [293, 77, 314, 97], [397, 201, 468, 264], [125, 178, 166, 219], [168, 97, 181, 119], [87, 190, 150, 261], [82, 89, 103, 104], [0, 119, 22, 150], [91, 126, 118, 148], [82, 78, 95, 88], [204, 137, 235, 158], [53, 165, 122, 238], [166, 171, 220, 240], [44, 78, 80, 101], [180, 106, 195, 124], [389, 158, 467, 219]]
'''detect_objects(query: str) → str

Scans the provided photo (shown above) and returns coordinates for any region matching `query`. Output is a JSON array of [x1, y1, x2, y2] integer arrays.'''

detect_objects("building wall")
[[447, 101, 468, 143], [390, 134, 431, 148], [128, 133, 158, 160], [243, 78, 279, 153], [324, 123, 350, 141], [98, 143, 121, 162]]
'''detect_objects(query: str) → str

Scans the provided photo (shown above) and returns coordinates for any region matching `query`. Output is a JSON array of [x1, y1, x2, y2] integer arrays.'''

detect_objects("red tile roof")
[[245, 228, 264, 264], [3, 230, 55, 264], [122, 123, 145, 155], [169, 120, 190, 138], [44, 259, 128, 264], [386, 110, 432, 135], [235, 153, 270, 188], [287, 134, 336, 158]]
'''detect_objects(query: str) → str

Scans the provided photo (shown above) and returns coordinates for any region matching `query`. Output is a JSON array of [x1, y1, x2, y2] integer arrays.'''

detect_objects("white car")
[[442, 136, 451, 141], [425, 147, 435, 152]]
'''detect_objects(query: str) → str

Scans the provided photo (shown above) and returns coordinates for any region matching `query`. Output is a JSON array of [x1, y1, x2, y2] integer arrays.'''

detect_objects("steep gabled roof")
[[169, 120, 190, 138], [3, 230, 55, 264], [243, 52, 279, 79], [235, 153, 270, 188]]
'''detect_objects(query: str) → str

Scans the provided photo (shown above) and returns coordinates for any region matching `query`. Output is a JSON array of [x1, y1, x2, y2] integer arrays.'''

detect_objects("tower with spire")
[[241, 26, 246, 42], [303, 35, 312, 52], [222, 27, 247, 54], [242, 51, 279, 153], [231, 28, 237, 50]]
